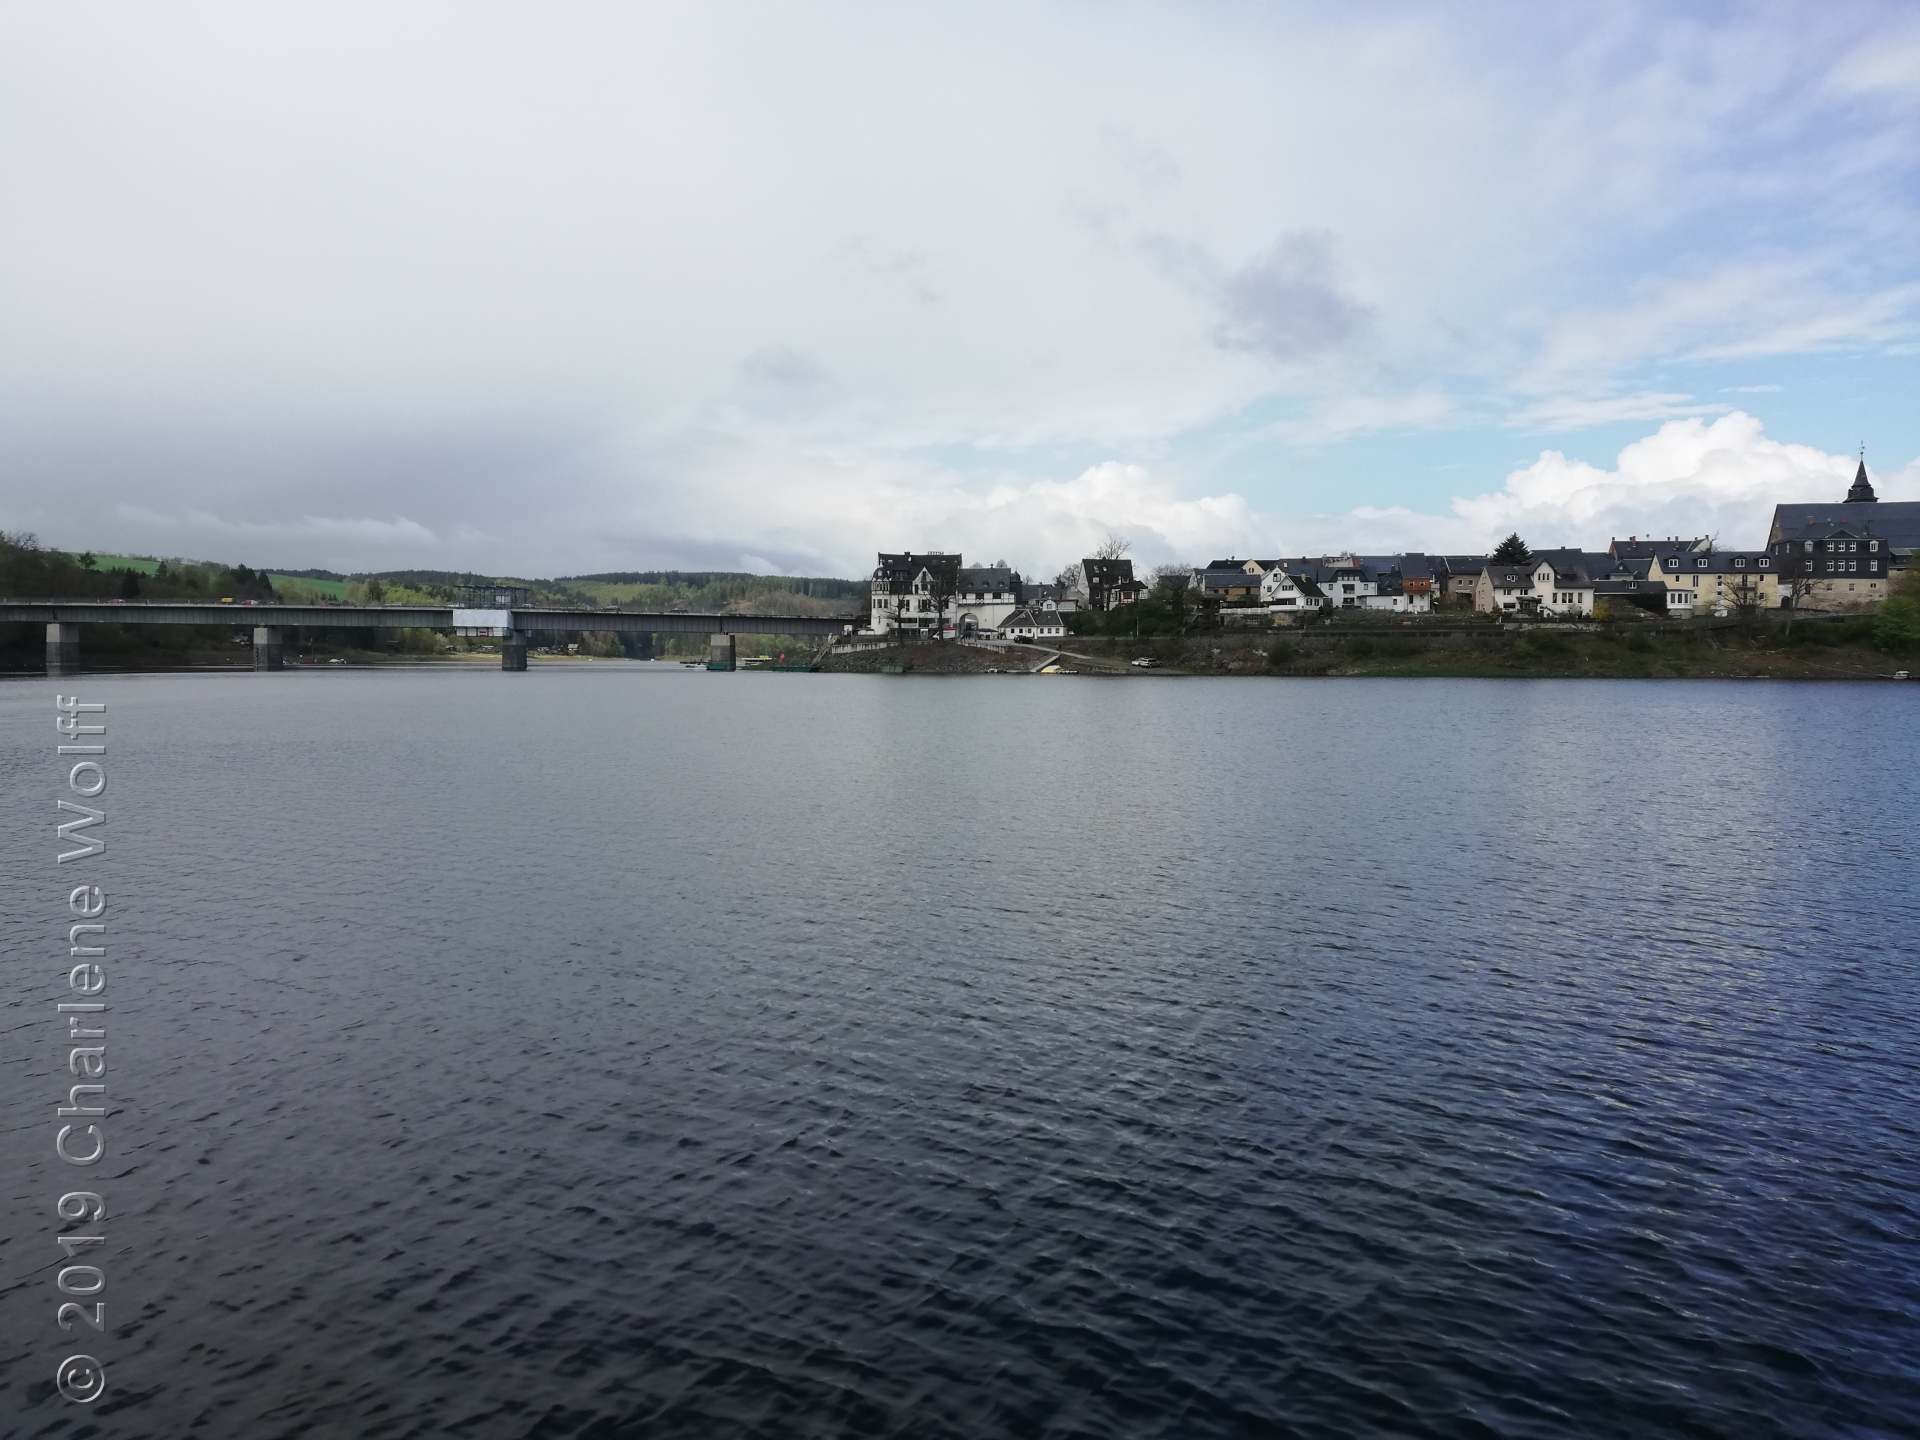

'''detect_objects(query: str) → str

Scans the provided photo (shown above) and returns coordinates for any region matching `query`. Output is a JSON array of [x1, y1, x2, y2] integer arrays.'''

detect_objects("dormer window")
[[1696, 558, 1708, 568], [1734, 558, 1745, 568], [1759, 558, 1770, 568]]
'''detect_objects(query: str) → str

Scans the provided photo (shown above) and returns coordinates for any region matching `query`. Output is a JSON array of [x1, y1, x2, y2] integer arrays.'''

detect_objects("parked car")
[[1130, 657, 1158, 668]]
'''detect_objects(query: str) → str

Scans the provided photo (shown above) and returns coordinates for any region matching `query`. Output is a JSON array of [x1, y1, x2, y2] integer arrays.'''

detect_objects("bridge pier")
[[252, 626, 286, 670], [502, 631, 529, 671], [47, 622, 81, 676], [707, 633, 736, 671]]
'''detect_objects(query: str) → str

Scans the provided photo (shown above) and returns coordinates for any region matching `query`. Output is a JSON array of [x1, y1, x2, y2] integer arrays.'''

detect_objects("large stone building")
[[1766, 458, 1917, 610], [867, 553, 1024, 636]]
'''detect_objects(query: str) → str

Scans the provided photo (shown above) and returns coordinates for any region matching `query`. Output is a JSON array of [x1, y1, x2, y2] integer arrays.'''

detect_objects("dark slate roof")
[[1610, 536, 1710, 559], [1081, 557, 1136, 586], [1001, 606, 1059, 629], [1267, 569, 1321, 591], [1524, 549, 1618, 585], [874, 552, 962, 593], [1846, 459, 1877, 503], [1198, 570, 1258, 593], [1594, 578, 1669, 597], [955, 566, 1016, 593], [1661, 550, 1779, 575], [1484, 566, 1532, 588], [1395, 552, 1437, 582], [1769, 501, 1920, 549]]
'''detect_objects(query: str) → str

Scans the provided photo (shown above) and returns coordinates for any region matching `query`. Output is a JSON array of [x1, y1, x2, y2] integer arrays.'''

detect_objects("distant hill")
[[24, 546, 863, 612]]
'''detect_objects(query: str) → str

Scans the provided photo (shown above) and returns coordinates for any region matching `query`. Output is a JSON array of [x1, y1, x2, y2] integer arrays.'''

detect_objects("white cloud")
[[110, 507, 447, 549], [1, 4, 1915, 576], [1265, 390, 1454, 445], [1429, 413, 1917, 552], [1506, 391, 1725, 430]]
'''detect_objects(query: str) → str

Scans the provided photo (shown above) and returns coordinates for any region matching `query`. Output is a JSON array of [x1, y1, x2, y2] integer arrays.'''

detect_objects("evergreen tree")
[[1492, 533, 1531, 563]]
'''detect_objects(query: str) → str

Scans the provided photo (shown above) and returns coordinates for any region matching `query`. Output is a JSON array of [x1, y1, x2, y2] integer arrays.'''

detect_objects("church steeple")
[[1846, 445, 1877, 503]]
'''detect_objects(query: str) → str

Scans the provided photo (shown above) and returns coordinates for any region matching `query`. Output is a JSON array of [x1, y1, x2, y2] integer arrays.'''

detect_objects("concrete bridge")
[[0, 601, 857, 673]]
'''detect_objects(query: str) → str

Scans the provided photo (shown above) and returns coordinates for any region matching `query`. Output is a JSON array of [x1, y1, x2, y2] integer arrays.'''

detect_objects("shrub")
[[1874, 571, 1920, 652], [1345, 635, 1375, 658], [1268, 640, 1297, 667]]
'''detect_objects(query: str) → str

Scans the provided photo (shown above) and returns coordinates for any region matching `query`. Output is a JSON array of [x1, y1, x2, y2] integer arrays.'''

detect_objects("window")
[[1734, 558, 1745, 568], [1870, 541, 1880, 552], [1759, 558, 1770, 568], [1697, 558, 1708, 567]]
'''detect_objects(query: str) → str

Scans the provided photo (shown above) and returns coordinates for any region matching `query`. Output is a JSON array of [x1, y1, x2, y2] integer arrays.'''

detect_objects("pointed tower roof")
[[1846, 447, 1877, 503]]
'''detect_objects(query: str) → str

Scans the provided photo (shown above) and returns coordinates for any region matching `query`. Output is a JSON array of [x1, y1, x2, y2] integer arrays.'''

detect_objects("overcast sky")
[[3, 1, 1918, 577]]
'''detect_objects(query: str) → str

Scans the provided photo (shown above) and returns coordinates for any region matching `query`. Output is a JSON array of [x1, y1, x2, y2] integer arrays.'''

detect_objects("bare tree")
[[1053, 562, 1081, 590], [1151, 563, 1192, 594], [1094, 532, 1132, 561], [1719, 572, 1764, 627]]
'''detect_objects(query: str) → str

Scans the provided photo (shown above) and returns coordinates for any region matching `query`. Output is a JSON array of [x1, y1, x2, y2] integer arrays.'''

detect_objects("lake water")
[[2, 668, 1918, 1438]]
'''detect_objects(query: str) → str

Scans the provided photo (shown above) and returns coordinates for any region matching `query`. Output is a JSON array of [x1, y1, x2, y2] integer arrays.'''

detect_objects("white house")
[[1261, 567, 1330, 614], [1000, 606, 1066, 642]]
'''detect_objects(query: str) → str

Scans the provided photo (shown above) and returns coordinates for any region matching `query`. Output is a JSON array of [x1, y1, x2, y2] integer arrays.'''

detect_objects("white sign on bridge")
[[452, 607, 511, 636]]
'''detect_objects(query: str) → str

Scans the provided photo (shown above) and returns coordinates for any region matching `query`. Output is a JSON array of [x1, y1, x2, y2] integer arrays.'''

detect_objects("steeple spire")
[[1846, 446, 1878, 504]]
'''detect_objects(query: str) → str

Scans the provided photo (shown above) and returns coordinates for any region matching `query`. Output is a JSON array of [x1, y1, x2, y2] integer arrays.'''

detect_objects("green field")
[[91, 553, 349, 598], [269, 573, 348, 598], [92, 552, 163, 574]]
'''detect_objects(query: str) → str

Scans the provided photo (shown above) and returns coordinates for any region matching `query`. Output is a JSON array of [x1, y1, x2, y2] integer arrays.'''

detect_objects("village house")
[[1195, 567, 1263, 605], [999, 606, 1067, 642], [1644, 550, 1782, 614], [1076, 557, 1142, 611], [1022, 582, 1077, 613], [1472, 550, 1614, 615], [1320, 556, 1377, 608], [1395, 554, 1438, 610], [1259, 566, 1329, 615], [1431, 555, 1489, 608]]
